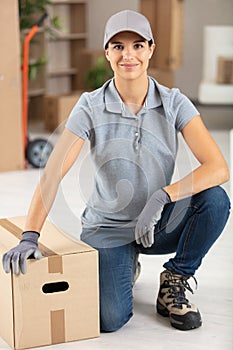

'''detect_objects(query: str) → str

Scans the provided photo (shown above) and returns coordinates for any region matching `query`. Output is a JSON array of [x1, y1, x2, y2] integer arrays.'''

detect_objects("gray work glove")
[[2, 231, 42, 275], [135, 188, 171, 248]]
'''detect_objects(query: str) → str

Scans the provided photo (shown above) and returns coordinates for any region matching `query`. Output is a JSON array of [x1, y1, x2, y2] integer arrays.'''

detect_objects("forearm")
[[24, 174, 60, 232], [164, 162, 230, 202], [24, 130, 85, 233]]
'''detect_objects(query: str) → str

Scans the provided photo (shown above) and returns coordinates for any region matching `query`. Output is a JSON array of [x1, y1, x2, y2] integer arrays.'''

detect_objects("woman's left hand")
[[135, 188, 171, 248]]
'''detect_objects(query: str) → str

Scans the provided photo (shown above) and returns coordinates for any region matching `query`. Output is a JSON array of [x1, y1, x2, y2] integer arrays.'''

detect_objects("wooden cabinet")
[[46, 0, 88, 94], [140, 0, 184, 70], [25, 0, 88, 123]]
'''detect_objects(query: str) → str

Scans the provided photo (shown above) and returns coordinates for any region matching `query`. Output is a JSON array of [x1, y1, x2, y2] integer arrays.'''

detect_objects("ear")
[[105, 49, 110, 62], [149, 43, 156, 59]]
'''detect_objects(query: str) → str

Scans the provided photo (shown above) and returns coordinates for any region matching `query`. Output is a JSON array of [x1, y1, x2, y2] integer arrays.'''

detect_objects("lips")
[[120, 63, 139, 68]]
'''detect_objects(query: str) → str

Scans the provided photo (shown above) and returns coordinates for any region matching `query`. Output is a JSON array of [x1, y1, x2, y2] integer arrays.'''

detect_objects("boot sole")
[[156, 300, 202, 331]]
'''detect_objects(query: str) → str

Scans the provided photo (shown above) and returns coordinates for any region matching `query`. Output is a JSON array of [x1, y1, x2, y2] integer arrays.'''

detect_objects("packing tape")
[[48, 255, 63, 274], [0, 218, 63, 273], [50, 309, 66, 344]]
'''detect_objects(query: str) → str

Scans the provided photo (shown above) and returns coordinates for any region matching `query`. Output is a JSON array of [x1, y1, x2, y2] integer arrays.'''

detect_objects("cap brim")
[[104, 28, 152, 49]]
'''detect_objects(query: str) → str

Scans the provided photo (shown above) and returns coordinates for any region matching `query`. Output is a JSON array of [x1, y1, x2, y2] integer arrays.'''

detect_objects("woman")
[[2, 10, 230, 332]]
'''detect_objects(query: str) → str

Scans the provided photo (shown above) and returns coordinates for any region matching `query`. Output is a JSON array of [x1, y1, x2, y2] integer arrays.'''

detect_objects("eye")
[[113, 44, 124, 50], [134, 43, 144, 49]]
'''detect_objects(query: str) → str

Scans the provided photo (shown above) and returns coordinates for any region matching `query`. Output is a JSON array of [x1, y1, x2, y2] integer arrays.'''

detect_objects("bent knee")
[[100, 309, 133, 332], [196, 186, 230, 228], [202, 186, 230, 210]]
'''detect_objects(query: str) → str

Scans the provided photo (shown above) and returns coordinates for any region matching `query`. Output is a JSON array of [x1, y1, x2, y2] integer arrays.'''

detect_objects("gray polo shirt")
[[66, 77, 199, 244]]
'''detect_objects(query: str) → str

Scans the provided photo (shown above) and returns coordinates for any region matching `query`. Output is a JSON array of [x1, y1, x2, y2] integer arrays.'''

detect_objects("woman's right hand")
[[2, 231, 42, 275]]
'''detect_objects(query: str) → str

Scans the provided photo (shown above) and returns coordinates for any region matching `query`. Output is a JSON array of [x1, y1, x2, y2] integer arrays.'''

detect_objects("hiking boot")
[[156, 269, 202, 331]]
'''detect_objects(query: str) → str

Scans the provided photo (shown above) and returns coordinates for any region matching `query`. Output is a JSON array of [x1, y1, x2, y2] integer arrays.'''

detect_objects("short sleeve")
[[65, 92, 92, 140], [173, 90, 200, 131]]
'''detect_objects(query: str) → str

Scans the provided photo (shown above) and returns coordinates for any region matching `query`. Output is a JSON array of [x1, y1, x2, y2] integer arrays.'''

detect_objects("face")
[[105, 31, 155, 82]]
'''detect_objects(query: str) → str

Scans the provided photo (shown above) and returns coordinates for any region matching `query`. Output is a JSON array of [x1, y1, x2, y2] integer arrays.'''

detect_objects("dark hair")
[[148, 39, 153, 47]]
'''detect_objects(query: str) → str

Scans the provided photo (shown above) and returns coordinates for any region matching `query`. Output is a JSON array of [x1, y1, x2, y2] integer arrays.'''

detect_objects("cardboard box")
[[217, 56, 233, 84], [140, 0, 184, 70], [44, 92, 83, 132], [0, 0, 24, 171], [28, 94, 45, 123], [0, 216, 99, 350], [148, 68, 175, 88]]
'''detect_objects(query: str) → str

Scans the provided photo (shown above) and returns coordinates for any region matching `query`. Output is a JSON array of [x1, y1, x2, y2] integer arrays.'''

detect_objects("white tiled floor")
[[0, 130, 232, 350]]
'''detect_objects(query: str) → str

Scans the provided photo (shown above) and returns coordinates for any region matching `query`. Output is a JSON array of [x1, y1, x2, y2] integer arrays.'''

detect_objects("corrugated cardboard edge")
[[0, 254, 15, 349]]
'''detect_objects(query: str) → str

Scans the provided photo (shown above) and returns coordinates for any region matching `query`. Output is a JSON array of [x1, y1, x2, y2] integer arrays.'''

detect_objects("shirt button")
[[135, 132, 139, 136]]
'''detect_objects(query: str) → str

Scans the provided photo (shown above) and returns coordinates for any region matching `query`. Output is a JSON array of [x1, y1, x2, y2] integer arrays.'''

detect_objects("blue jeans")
[[81, 186, 230, 332]]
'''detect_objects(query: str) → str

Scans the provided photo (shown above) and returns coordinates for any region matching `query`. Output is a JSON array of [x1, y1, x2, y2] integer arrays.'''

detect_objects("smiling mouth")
[[120, 64, 139, 68]]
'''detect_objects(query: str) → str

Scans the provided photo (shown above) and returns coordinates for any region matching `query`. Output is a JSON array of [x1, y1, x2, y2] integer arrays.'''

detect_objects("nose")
[[122, 47, 134, 60]]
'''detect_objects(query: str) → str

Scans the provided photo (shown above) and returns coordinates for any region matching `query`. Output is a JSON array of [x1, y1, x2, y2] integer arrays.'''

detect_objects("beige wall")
[[88, 0, 233, 99], [176, 0, 233, 99], [88, 0, 139, 49]]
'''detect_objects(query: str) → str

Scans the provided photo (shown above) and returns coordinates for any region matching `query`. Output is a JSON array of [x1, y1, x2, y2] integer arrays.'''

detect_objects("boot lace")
[[164, 271, 198, 310]]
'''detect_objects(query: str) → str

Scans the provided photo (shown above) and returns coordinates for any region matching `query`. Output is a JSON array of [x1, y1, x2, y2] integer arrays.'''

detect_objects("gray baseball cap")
[[104, 10, 154, 49]]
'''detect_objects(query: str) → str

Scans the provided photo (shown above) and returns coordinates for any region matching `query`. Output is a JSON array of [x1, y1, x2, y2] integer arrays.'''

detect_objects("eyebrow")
[[110, 39, 146, 45]]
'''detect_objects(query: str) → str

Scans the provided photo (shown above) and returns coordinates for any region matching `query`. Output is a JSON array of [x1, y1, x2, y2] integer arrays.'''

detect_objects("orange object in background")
[[22, 13, 48, 151], [21, 13, 53, 168]]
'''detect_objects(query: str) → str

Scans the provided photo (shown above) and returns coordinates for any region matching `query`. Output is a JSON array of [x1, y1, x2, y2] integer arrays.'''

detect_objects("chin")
[[118, 71, 146, 81]]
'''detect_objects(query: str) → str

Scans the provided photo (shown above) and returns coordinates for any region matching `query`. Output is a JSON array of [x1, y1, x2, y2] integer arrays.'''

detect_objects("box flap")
[[1, 217, 95, 257]]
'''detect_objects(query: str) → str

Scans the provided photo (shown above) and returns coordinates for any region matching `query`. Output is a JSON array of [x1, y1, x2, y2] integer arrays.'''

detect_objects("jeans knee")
[[197, 186, 231, 227], [202, 186, 230, 211], [100, 309, 133, 332]]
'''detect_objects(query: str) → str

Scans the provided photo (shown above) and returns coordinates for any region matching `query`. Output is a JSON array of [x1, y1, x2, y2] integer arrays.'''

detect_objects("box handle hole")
[[42, 281, 69, 294]]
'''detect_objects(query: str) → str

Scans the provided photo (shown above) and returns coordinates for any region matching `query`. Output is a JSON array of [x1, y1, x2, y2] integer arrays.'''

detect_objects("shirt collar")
[[104, 77, 162, 116], [104, 79, 122, 114], [145, 77, 162, 109]]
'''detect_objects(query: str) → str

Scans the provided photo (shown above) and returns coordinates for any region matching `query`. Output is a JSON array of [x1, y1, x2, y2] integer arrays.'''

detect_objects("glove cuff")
[[21, 231, 40, 245], [161, 188, 171, 203]]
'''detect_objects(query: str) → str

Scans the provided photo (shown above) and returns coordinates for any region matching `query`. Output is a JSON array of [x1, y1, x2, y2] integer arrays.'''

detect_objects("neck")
[[114, 74, 149, 112]]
